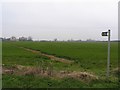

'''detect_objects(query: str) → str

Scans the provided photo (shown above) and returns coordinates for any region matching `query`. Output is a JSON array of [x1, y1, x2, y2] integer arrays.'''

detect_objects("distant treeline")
[[0, 36, 119, 42], [0, 36, 33, 41]]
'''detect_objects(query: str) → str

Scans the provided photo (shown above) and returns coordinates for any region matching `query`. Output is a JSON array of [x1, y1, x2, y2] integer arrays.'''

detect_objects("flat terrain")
[[2, 41, 119, 88]]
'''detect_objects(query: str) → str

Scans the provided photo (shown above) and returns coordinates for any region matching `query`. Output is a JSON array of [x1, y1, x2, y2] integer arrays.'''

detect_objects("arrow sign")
[[102, 32, 108, 36]]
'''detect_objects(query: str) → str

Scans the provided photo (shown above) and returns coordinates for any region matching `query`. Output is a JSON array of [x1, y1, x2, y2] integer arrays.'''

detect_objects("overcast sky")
[[0, 0, 119, 41]]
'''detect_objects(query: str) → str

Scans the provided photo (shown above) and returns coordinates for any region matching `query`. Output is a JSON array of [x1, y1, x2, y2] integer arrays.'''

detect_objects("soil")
[[2, 65, 98, 82]]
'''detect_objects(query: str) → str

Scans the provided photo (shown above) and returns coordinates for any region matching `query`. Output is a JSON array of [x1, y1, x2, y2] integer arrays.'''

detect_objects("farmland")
[[2, 41, 119, 88]]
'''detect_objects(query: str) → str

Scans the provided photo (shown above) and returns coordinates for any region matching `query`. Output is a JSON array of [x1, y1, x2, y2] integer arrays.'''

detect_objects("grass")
[[2, 74, 119, 88], [3, 74, 89, 88], [11, 41, 118, 74], [2, 41, 119, 88], [2, 42, 49, 66], [0, 40, 2, 62]]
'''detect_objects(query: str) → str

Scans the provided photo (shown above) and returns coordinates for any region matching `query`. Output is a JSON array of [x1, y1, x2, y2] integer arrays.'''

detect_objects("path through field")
[[19, 47, 74, 64], [2, 46, 98, 82]]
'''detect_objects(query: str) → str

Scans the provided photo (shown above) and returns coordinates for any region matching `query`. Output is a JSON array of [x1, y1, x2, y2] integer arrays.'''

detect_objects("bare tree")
[[27, 36, 33, 41], [54, 38, 57, 42], [19, 37, 27, 41], [10, 36, 17, 41]]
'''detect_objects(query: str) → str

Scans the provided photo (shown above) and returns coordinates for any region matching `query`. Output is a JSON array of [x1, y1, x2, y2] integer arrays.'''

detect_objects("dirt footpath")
[[19, 47, 74, 64]]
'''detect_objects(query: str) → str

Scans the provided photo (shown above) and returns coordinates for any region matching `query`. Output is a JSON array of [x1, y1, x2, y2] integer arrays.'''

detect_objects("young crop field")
[[2, 41, 119, 88]]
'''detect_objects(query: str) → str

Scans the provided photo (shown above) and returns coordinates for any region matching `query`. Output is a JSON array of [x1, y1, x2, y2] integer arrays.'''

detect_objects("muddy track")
[[19, 47, 74, 64]]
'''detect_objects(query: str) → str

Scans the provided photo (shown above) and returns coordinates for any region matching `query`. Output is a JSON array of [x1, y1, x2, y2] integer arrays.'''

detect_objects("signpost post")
[[102, 29, 111, 78]]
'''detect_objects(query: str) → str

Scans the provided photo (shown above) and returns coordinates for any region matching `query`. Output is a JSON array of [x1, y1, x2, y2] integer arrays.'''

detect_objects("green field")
[[2, 41, 119, 88]]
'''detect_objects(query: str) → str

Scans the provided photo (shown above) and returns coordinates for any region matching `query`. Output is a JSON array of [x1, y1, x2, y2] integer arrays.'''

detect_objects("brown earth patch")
[[2, 65, 98, 82]]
